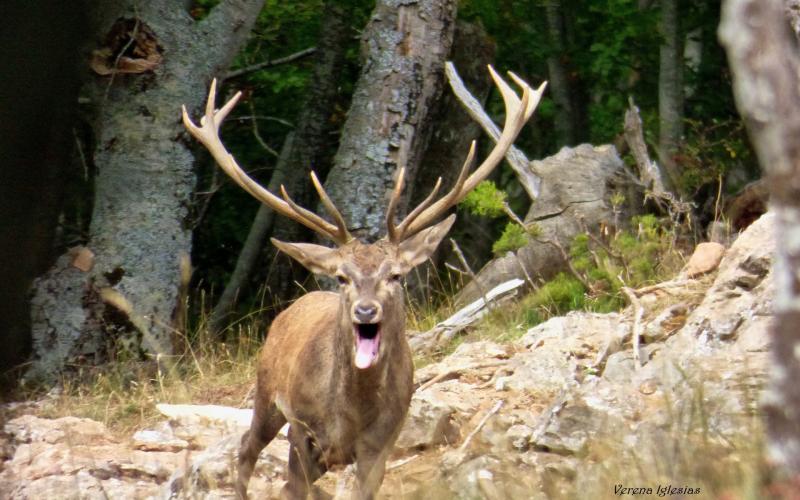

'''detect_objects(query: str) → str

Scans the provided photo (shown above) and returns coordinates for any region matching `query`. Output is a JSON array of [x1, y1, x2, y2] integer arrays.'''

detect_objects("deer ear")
[[271, 238, 341, 276], [397, 214, 456, 272]]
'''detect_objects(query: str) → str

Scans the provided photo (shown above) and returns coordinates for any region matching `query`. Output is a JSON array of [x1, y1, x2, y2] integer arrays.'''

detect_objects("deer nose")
[[354, 302, 380, 323]]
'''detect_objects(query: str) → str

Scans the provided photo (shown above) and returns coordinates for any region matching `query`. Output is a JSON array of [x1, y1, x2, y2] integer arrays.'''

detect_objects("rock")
[[1, 415, 180, 499], [505, 424, 533, 451], [682, 241, 726, 277], [642, 302, 688, 343], [678, 211, 774, 344], [156, 403, 253, 428], [396, 387, 462, 450], [132, 429, 189, 452]]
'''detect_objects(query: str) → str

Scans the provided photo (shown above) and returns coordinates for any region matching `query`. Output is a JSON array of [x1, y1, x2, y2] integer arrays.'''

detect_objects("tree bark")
[[545, 0, 580, 146], [720, 0, 800, 477], [657, 0, 684, 193], [209, 1, 351, 333], [323, 0, 457, 242], [27, 0, 264, 382]]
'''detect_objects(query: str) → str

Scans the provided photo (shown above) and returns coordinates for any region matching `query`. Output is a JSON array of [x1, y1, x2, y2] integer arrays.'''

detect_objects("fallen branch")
[[409, 279, 525, 354], [458, 400, 504, 452], [416, 360, 508, 392], [633, 278, 695, 296], [387, 454, 419, 471], [620, 286, 643, 370]]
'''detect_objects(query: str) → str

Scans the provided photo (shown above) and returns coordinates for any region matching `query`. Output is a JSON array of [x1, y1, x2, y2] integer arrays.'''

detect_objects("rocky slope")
[[0, 212, 775, 499]]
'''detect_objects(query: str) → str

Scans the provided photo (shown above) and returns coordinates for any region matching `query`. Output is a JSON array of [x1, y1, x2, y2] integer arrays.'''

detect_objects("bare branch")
[[225, 47, 317, 80]]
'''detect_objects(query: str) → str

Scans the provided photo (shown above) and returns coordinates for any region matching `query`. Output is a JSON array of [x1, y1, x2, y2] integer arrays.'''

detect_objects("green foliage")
[[492, 222, 528, 255], [526, 272, 586, 316], [461, 180, 507, 218], [680, 117, 755, 195], [503, 213, 681, 332]]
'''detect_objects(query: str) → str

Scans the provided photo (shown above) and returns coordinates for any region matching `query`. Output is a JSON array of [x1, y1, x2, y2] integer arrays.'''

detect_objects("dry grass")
[[17, 318, 262, 437]]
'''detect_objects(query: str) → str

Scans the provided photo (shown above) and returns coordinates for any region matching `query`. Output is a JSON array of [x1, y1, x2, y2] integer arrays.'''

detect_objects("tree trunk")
[[27, 0, 264, 382], [323, 0, 457, 242], [410, 20, 496, 274], [545, 0, 580, 146], [210, 1, 351, 333], [657, 0, 684, 193], [720, 0, 800, 477]]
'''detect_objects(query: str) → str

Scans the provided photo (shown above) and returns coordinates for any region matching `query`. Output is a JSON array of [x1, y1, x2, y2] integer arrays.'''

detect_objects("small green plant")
[[461, 180, 507, 217], [492, 222, 528, 254], [461, 180, 540, 255]]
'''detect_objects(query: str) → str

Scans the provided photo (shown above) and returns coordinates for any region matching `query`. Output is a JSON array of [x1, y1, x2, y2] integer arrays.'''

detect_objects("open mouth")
[[354, 323, 381, 369]]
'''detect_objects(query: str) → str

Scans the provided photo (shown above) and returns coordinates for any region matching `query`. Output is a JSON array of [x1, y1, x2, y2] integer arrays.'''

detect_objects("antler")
[[385, 66, 547, 243], [182, 79, 352, 245]]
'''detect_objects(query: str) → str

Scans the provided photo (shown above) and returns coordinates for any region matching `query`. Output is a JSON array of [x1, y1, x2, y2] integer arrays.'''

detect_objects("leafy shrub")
[[492, 223, 529, 255], [461, 180, 507, 218]]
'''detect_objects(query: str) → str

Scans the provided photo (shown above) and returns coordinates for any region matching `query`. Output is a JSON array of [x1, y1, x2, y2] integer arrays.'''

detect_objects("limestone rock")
[[682, 241, 726, 278]]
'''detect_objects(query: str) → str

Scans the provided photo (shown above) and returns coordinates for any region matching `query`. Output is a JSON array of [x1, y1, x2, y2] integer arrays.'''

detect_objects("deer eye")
[[389, 273, 403, 283], [336, 274, 350, 286]]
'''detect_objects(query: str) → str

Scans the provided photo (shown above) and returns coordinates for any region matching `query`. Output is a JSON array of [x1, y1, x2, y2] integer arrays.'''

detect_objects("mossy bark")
[[720, 0, 800, 476], [323, 0, 457, 242], [27, 0, 264, 382]]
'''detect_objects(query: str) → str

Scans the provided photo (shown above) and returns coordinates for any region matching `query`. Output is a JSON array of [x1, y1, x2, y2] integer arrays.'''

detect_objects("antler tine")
[[182, 80, 349, 245], [393, 66, 545, 241], [385, 167, 407, 244], [390, 142, 472, 242], [277, 184, 341, 239], [310, 172, 352, 243]]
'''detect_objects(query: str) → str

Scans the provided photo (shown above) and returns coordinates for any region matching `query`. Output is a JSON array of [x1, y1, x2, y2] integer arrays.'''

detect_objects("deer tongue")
[[355, 331, 380, 369]]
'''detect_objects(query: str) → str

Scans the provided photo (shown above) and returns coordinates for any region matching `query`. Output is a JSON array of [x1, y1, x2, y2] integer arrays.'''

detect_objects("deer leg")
[[236, 401, 286, 499], [282, 425, 328, 500], [352, 441, 391, 500]]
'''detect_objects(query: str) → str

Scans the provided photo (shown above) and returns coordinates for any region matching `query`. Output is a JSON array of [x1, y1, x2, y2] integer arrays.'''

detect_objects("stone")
[[683, 241, 726, 278]]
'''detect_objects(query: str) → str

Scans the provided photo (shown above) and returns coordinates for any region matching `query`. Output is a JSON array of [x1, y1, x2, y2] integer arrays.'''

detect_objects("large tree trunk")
[[410, 20, 496, 276], [27, 0, 264, 382], [209, 1, 350, 333], [720, 0, 800, 477], [323, 0, 457, 242], [544, 0, 581, 146], [657, 0, 684, 193]]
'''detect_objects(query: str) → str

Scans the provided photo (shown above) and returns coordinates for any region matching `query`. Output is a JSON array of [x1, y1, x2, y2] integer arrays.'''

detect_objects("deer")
[[181, 66, 545, 499]]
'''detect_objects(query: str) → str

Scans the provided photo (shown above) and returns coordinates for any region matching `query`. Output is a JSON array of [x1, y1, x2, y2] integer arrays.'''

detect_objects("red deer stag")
[[182, 67, 545, 499]]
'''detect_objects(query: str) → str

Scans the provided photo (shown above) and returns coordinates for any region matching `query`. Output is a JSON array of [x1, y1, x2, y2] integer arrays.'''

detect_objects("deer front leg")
[[352, 440, 393, 500], [237, 401, 287, 499], [282, 425, 328, 500]]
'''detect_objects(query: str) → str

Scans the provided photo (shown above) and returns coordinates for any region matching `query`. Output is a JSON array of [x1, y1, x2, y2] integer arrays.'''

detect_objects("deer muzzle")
[[352, 301, 382, 369]]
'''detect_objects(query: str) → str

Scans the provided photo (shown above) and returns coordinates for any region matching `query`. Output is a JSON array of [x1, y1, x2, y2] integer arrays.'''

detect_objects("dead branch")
[[224, 47, 317, 80], [620, 286, 643, 370], [458, 400, 504, 452], [445, 61, 541, 200], [409, 279, 525, 354], [540, 238, 591, 290], [416, 360, 508, 392]]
